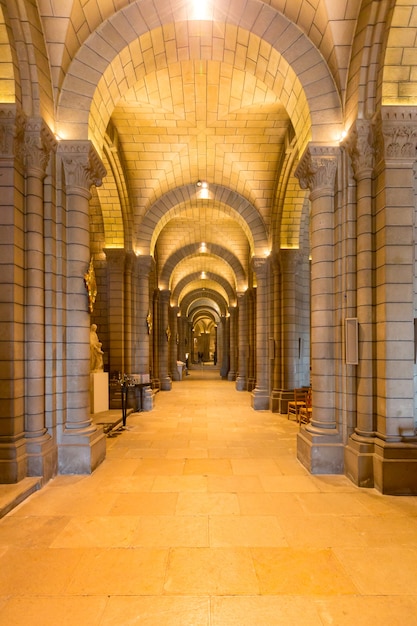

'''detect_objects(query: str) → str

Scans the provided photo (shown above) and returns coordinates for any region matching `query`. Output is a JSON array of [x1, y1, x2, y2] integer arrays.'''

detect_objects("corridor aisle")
[[1, 369, 417, 625]]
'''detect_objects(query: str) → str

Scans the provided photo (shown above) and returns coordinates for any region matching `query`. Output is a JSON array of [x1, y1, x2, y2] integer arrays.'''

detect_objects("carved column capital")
[[295, 144, 338, 198], [345, 119, 375, 181], [0, 104, 26, 162], [136, 254, 154, 277], [375, 106, 417, 165], [58, 140, 106, 196], [24, 117, 57, 176], [104, 247, 126, 270], [251, 255, 269, 278]]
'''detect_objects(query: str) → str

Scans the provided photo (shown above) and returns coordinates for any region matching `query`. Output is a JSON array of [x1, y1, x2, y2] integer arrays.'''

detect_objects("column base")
[[161, 376, 172, 391], [297, 427, 344, 474], [26, 434, 57, 483], [0, 437, 27, 483], [251, 388, 270, 410], [142, 386, 155, 411], [227, 370, 236, 381], [58, 426, 106, 475], [236, 376, 247, 391], [373, 438, 417, 495], [270, 388, 294, 414], [344, 435, 375, 489]]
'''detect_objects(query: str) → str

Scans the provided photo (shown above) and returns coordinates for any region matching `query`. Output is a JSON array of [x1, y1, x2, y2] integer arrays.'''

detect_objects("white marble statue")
[[90, 323, 104, 372]]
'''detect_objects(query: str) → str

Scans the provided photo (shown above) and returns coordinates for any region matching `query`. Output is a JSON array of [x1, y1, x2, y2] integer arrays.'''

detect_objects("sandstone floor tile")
[[0, 515, 69, 548], [66, 548, 168, 595], [314, 595, 417, 626], [133, 459, 185, 475], [297, 492, 372, 516], [164, 547, 259, 595], [0, 548, 83, 595], [231, 459, 281, 475], [238, 492, 305, 516], [130, 515, 209, 547], [50, 515, 140, 548], [109, 493, 178, 515], [100, 596, 210, 626], [207, 475, 264, 493], [209, 515, 288, 547], [183, 459, 233, 475], [252, 547, 359, 595], [152, 474, 208, 492], [211, 596, 323, 626], [0, 596, 107, 626], [260, 475, 321, 493], [176, 492, 240, 515], [333, 546, 417, 595], [277, 514, 369, 549]]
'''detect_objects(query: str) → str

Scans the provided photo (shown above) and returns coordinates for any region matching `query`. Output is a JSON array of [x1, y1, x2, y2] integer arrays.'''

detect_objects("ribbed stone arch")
[[182, 289, 228, 317], [192, 309, 218, 325], [138, 183, 267, 256], [57, 1, 342, 154], [173, 273, 235, 307], [160, 244, 245, 291], [99, 131, 131, 248], [0, 8, 16, 105], [188, 300, 221, 320], [3, 0, 54, 125]]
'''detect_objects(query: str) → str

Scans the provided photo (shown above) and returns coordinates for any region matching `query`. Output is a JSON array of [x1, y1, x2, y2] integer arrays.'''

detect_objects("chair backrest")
[[293, 388, 307, 403]]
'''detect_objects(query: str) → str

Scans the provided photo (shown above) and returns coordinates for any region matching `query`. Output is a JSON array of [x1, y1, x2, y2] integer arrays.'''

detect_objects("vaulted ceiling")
[[13, 0, 401, 327]]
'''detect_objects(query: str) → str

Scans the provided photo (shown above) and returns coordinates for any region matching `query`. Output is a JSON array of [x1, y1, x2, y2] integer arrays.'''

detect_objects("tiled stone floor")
[[1, 367, 417, 625]]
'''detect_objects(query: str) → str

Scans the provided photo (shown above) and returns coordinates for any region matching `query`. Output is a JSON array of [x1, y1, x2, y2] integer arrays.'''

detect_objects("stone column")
[[23, 118, 56, 479], [135, 255, 154, 410], [159, 289, 172, 390], [58, 140, 106, 474], [170, 305, 180, 380], [136, 255, 153, 375], [228, 305, 237, 381], [105, 248, 126, 376], [124, 251, 135, 375], [344, 120, 376, 487], [371, 108, 417, 493], [152, 289, 160, 389], [251, 256, 270, 410], [295, 145, 344, 473], [236, 291, 248, 390], [0, 106, 27, 482], [220, 315, 230, 378]]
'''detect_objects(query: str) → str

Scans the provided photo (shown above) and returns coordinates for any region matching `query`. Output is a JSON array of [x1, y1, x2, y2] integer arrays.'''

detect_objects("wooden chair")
[[287, 388, 307, 422], [299, 387, 312, 425]]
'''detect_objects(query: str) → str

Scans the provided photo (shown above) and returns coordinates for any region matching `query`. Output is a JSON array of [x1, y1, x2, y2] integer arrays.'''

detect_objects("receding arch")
[[138, 183, 268, 257], [57, 2, 343, 154]]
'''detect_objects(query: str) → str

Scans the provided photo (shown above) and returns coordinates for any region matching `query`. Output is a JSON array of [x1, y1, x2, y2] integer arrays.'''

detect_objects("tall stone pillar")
[[170, 305, 180, 380], [136, 255, 153, 374], [371, 108, 417, 493], [159, 289, 172, 390], [344, 120, 376, 487], [236, 291, 248, 390], [228, 305, 237, 381], [105, 248, 126, 375], [124, 251, 135, 375], [220, 315, 230, 379], [23, 118, 56, 479], [295, 145, 344, 473], [0, 106, 27, 482], [251, 256, 270, 410], [135, 255, 154, 409], [58, 140, 106, 474]]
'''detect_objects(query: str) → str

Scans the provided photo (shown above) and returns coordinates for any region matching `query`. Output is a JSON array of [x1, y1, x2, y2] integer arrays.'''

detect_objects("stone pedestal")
[[90, 372, 109, 414]]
